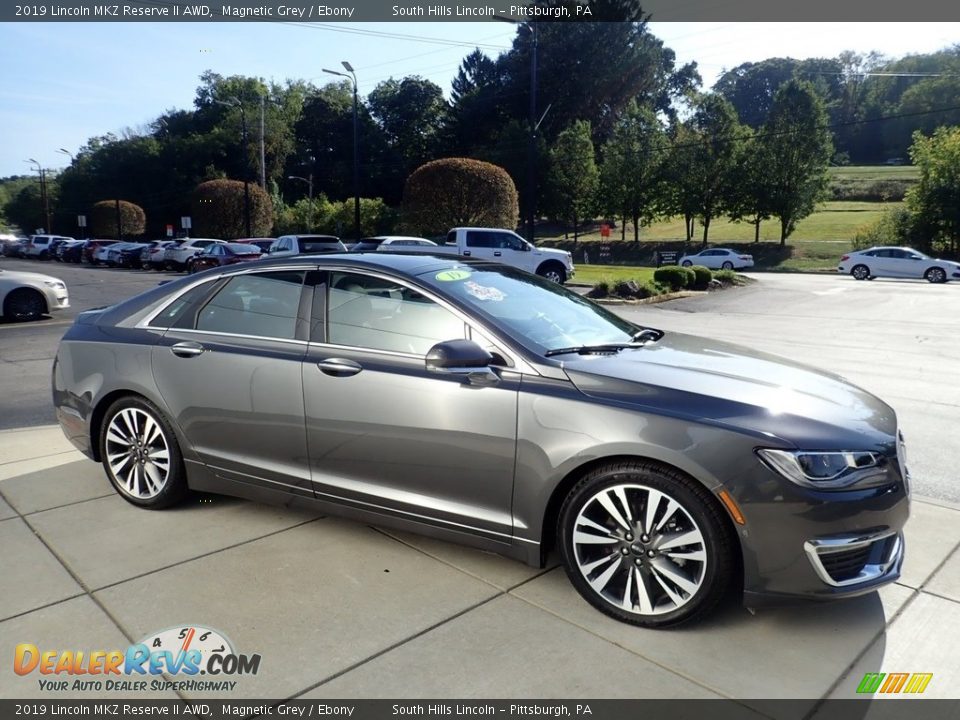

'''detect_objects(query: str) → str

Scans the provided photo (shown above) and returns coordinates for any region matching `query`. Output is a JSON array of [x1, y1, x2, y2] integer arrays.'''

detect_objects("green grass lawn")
[[827, 165, 918, 181], [573, 265, 658, 285], [539, 201, 900, 245]]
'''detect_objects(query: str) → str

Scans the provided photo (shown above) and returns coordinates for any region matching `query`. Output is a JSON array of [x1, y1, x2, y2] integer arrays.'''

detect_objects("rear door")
[[151, 269, 314, 496]]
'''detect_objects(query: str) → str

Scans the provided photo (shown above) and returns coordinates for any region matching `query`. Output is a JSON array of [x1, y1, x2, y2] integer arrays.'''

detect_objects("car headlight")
[[756, 448, 892, 490], [43, 281, 67, 291]]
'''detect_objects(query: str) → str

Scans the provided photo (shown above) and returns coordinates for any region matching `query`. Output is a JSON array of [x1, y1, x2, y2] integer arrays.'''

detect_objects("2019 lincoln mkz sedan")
[[53, 253, 909, 627]]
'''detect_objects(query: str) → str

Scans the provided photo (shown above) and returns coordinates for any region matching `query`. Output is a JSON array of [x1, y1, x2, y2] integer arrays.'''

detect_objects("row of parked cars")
[[1, 234, 443, 274]]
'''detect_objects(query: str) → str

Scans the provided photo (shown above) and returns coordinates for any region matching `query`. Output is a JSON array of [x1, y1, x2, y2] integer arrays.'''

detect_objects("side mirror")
[[425, 339, 498, 385]]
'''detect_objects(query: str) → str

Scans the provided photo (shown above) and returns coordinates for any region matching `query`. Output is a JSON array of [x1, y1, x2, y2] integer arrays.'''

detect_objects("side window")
[[465, 232, 494, 249], [196, 271, 305, 340], [327, 272, 466, 355], [195, 240, 213, 248], [149, 280, 218, 329], [446, 231, 456, 246]]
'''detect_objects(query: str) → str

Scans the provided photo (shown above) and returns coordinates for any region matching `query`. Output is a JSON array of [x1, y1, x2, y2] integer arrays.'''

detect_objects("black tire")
[[39, 251, 49, 261], [558, 460, 735, 628], [536, 262, 566, 284], [681, 260, 693, 267], [925, 267, 947, 284], [851, 264, 870, 281], [98, 396, 188, 509], [721, 261, 734, 270], [3, 288, 47, 321]]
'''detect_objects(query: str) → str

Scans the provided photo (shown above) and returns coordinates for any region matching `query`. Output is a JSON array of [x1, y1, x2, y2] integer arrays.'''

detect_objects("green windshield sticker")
[[435, 269, 472, 282]]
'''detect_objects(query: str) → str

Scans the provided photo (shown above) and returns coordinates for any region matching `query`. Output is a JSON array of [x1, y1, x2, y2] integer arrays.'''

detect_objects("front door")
[[302, 269, 520, 540]]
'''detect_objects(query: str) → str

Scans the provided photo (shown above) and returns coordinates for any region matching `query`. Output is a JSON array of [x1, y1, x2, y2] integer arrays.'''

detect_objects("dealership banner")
[[2, 700, 960, 720], [3, 0, 960, 22]]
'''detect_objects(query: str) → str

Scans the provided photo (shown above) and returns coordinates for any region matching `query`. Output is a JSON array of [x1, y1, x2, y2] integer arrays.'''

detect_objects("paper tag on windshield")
[[464, 281, 505, 302]]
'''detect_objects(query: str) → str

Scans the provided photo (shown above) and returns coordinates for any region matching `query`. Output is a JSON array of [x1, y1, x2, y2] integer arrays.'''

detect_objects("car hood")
[[561, 332, 897, 451], [0, 269, 63, 285]]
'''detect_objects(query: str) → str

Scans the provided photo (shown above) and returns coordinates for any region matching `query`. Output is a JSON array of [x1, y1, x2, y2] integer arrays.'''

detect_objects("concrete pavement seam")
[[503, 583, 739, 702], [0, 591, 87, 625]]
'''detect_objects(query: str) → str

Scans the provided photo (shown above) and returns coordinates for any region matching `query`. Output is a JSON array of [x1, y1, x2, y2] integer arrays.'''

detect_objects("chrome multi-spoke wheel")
[[100, 397, 186, 508], [559, 462, 734, 627]]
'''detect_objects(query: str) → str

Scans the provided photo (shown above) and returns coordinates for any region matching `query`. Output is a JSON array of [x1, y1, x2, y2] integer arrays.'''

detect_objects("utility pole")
[[259, 94, 267, 189], [216, 97, 253, 237], [115, 198, 122, 241], [527, 22, 538, 244], [323, 62, 360, 241]]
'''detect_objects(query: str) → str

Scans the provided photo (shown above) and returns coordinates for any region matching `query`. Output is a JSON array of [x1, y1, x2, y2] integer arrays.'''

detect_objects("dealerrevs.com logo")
[[14, 625, 261, 693]]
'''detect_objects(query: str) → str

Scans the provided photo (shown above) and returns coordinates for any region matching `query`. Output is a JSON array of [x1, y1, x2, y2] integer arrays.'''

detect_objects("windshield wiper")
[[545, 342, 648, 357]]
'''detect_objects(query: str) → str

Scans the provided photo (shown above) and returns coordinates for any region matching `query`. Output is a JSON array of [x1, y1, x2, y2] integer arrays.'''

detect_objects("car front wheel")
[[559, 460, 735, 628], [3, 288, 47, 321], [681, 260, 692, 267], [925, 267, 947, 284], [851, 264, 870, 280], [99, 397, 187, 509], [721, 261, 734, 270], [537, 263, 567, 284]]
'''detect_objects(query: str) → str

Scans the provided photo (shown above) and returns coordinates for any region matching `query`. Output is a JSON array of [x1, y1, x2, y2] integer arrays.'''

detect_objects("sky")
[[1, 21, 958, 177]]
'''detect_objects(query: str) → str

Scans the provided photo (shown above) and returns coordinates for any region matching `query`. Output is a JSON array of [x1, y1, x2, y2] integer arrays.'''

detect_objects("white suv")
[[268, 235, 347, 257], [24, 235, 75, 260], [163, 238, 224, 271]]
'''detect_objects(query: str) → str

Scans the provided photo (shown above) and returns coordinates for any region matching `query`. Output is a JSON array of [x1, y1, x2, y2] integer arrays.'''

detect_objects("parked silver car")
[[53, 254, 909, 627]]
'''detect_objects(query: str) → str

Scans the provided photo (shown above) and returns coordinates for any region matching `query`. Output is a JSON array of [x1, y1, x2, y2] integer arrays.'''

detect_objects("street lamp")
[[215, 96, 253, 238], [287, 174, 314, 230], [323, 61, 360, 241], [24, 158, 51, 233]]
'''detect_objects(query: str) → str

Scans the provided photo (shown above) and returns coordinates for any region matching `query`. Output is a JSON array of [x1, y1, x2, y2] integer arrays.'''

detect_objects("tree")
[[600, 102, 667, 241], [762, 80, 833, 244], [907, 125, 960, 255], [90, 200, 146, 239], [5, 178, 59, 235], [546, 121, 599, 240], [192, 179, 273, 239], [670, 94, 744, 244], [727, 137, 773, 242], [402, 158, 518, 235]]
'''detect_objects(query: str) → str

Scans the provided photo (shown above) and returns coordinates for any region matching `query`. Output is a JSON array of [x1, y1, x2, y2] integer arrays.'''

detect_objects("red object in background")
[[600, 223, 611, 238]]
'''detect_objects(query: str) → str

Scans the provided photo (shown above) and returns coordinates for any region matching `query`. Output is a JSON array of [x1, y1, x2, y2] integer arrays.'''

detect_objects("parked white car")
[[838, 246, 960, 283], [268, 235, 348, 257], [0, 267, 69, 321], [24, 235, 75, 260], [91, 244, 115, 266], [163, 238, 225, 271], [141, 240, 178, 270], [375, 236, 438, 249], [678, 248, 754, 270]]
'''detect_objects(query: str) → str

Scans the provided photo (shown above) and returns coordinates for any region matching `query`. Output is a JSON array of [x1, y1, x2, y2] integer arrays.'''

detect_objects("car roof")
[[234, 251, 482, 277]]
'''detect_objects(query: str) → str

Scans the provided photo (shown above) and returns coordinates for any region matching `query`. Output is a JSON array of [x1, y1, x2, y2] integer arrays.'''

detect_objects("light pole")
[[288, 174, 314, 230], [57, 149, 83, 238], [215, 97, 252, 238], [323, 61, 360, 241], [25, 158, 50, 233]]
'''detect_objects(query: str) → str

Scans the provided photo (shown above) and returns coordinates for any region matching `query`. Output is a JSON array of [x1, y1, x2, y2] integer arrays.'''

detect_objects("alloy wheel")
[[851, 265, 870, 280], [571, 483, 709, 617], [926, 267, 946, 284], [104, 407, 171, 500]]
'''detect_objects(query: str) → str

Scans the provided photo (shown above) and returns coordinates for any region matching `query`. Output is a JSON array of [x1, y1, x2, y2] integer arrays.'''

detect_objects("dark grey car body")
[[53, 253, 908, 610]]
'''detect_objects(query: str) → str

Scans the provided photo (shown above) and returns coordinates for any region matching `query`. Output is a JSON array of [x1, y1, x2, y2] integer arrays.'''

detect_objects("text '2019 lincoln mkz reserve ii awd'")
[[53, 253, 909, 627]]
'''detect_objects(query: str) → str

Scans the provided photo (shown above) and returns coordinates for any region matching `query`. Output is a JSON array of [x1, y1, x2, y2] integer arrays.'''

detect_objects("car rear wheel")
[[3, 288, 47, 321], [721, 261, 734, 270], [925, 267, 947, 284], [681, 260, 693, 267], [558, 460, 735, 628], [537, 263, 567, 284], [851, 264, 870, 280], [99, 397, 187, 509]]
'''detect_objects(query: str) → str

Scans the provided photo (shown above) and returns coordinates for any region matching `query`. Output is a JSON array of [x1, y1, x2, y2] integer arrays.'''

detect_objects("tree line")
[[1, 13, 958, 243]]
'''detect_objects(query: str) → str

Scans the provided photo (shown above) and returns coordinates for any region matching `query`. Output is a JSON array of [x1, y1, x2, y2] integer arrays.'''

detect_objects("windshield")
[[418, 266, 638, 354]]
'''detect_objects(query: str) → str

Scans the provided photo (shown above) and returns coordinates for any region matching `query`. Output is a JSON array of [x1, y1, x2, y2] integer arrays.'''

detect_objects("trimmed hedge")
[[689, 265, 712, 289], [654, 266, 696, 291]]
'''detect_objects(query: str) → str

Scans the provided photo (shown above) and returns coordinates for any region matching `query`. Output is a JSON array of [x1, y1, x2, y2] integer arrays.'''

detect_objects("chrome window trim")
[[136, 264, 317, 330], [319, 265, 539, 376]]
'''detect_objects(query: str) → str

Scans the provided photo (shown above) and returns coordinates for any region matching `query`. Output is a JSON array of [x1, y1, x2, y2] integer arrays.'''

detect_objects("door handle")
[[171, 341, 205, 358], [493, 251, 502, 257], [317, 358, 363, 377], [462, 250, 471, 256]]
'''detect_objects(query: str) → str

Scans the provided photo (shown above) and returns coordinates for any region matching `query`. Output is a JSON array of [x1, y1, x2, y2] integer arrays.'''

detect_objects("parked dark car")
[[110, 242, 155, 269], [60, 241, 86, 263], [82, 239, 119, 265], [187, 242, 263, 273], [55, 240, 84, 262], [52, 253, 909, 628], [3, 238, 30, 258]]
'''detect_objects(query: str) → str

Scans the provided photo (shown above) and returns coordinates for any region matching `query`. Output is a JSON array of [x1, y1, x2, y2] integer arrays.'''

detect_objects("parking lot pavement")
[[0, 258, 171, 430], [617, 273, 960, 503], [1, 429, 959, 702]]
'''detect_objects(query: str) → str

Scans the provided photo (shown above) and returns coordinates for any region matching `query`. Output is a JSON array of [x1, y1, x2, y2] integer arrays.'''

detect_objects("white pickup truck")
[[382, 227, 575, 283]]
